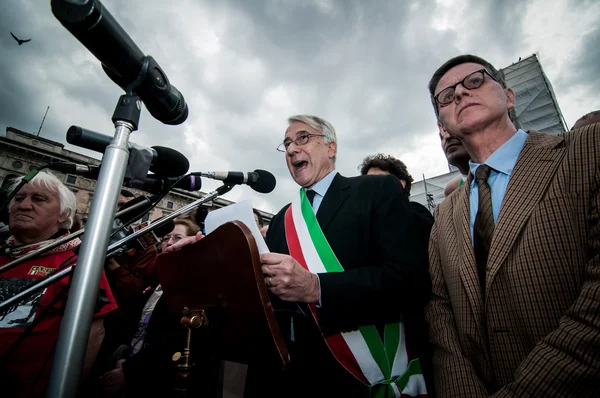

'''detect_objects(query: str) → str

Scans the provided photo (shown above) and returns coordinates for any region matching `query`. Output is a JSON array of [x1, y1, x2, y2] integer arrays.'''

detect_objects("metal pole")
[[46, 121, 133, 397], [37, 106, 50, 136], [422, 174, 429, 210]]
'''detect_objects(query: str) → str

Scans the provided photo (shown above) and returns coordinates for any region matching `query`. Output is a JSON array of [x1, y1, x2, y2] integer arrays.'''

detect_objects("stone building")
[[0, 127, 272, 227]]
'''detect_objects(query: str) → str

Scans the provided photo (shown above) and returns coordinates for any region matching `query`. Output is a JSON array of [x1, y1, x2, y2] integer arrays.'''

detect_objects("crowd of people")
[[0, 53, 599, 398]]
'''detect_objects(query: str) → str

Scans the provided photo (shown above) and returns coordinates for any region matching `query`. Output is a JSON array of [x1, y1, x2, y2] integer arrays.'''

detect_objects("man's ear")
[[438, 121, 449, 137], [328, 141, 337, 159], [505, 87, 515, 110]]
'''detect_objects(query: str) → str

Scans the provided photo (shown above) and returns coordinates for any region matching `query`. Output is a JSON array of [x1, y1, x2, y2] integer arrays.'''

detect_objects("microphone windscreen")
[[195, 206, 209, 225], [253, 170, 276, 194], [150, 146, 190, 177], [118, 196, 152, 225], [174, 175, 202, 191], [154, 219, 175, 237]]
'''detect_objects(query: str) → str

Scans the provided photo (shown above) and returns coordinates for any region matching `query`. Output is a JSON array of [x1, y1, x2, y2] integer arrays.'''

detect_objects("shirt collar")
[[306, 170, 337, 198], [469, 129, 528, 178]]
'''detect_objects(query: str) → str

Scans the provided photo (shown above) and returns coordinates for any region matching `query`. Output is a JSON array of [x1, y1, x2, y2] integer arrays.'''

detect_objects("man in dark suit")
[[359, 152, 434, 231], [248, 115, 432, 398], [425, 54, 600, 397]]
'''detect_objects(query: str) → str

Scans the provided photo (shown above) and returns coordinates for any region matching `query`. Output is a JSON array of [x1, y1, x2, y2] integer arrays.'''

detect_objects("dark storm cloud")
[[1, 0, 599, 213], [564, 26, 600, 92]]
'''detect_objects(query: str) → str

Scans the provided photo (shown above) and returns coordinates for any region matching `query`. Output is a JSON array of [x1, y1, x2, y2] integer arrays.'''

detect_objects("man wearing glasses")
[[246, 115, 432, 397], [425, 55, 600, 397]]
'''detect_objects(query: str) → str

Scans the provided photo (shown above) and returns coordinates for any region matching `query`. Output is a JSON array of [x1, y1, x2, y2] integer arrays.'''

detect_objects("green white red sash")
[[284, 188, 428, 397]]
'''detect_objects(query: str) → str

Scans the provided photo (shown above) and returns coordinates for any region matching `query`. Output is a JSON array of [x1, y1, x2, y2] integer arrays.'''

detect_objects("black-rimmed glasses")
[[277, 132, 325, 152], [434, 69, 498, 106]]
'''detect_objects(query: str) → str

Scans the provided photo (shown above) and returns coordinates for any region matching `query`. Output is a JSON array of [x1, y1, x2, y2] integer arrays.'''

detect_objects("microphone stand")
[[0, 184, 233, 314], [47, 94, 142, 397]]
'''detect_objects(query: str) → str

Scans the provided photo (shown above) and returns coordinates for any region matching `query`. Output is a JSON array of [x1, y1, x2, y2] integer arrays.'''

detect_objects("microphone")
[[109, 195, 157, 248], [197, 170, 276, 193], [67, 126, 189, 177], [116, 194, 160, 226], [51, 0, 188, 125], [110, 218, 175, 257], [48, 162, 100, 179], [47, 160, 201, 194], [139, 175, 202, 194]]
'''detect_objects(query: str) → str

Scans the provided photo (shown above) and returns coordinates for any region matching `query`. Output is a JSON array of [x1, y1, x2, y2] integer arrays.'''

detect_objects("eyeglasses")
[[161, 234, 186, 244], [434, 69, 498, 106], [277, 132, 325, 152]]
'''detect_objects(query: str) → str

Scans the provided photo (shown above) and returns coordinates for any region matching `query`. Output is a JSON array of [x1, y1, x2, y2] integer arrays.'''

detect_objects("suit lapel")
[[486, 132, 566, 288], [316, 173, 351, 232], [454, 180, 487, 336]]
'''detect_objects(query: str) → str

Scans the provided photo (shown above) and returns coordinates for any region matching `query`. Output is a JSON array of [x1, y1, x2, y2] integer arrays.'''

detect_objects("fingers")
[[260, 252, 286, 264], [261, 253, 305, 282], [164, 234, 201, 253]]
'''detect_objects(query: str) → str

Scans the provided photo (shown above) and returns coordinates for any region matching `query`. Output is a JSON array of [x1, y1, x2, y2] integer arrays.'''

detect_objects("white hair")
[[9, 171, 77, 230], [287, 114, 338, 162]]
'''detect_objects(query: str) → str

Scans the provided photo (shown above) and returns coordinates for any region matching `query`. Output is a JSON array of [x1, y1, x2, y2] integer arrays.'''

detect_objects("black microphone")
[[117, 194, 160, 226], [67, 126, 190, 177], [110, 218, 175, 257], [197, 170, 276, 193], [139, 175, 202, 194], [47, 161, 201, 194], [48, 162, 100, 179], [109, 195, 157, 248], [51, 0, 188, 125]]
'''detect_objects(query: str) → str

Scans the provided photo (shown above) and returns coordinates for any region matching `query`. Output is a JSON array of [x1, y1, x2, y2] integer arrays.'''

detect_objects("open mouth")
[[293, 160, 308, 170]]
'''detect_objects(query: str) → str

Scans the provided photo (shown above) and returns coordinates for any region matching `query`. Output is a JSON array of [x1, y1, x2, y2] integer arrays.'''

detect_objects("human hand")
[[260, 252, 320, 303], [100, 366, 126, 394], [260, 225, 269, 238], [163, 231, 205, 253]]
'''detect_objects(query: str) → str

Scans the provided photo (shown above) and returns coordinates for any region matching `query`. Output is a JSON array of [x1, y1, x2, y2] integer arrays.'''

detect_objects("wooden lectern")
[[156, 221, 290, 395]]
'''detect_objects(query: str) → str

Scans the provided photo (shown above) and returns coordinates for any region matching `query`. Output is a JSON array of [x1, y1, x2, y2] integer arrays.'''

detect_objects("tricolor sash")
[[284, 189, 427, 397]]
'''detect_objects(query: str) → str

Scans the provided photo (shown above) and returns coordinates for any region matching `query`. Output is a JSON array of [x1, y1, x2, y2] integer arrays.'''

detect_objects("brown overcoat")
[[426, 124, 600, 397]]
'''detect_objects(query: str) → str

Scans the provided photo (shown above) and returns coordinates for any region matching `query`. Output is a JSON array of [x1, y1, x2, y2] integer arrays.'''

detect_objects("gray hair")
[[287, 114, 337, 162], [10, 171, 77, 230], [428, 54, 507, 119]]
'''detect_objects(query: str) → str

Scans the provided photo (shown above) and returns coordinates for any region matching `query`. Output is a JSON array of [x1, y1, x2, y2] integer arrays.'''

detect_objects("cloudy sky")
[[1, 0, 599, 215]]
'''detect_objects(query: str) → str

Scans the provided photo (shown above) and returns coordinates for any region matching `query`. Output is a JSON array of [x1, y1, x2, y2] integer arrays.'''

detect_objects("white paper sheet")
[[204, 200, 270, 254]]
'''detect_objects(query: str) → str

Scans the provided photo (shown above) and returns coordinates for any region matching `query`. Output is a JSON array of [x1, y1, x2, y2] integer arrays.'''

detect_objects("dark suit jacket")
[[411, 201, 434, 259], [426, 125, 600, 397], [246, 173, 432, 398]]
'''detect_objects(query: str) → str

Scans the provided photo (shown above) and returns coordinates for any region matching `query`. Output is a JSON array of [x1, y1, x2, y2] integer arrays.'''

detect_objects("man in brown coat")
[[425, 54, 600, 397]]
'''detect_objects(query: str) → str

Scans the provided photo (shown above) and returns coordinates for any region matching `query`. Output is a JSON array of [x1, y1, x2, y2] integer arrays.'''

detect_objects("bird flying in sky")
[[10, 32, 31, 46]]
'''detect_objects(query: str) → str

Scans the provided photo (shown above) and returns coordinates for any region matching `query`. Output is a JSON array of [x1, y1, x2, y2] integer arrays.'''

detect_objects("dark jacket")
[[246, 173, 433, 398]]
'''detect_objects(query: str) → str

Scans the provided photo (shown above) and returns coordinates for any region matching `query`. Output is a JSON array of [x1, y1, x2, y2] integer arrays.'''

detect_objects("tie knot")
[[476, 164, 493, 183], [306, 189, 316, 205]]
